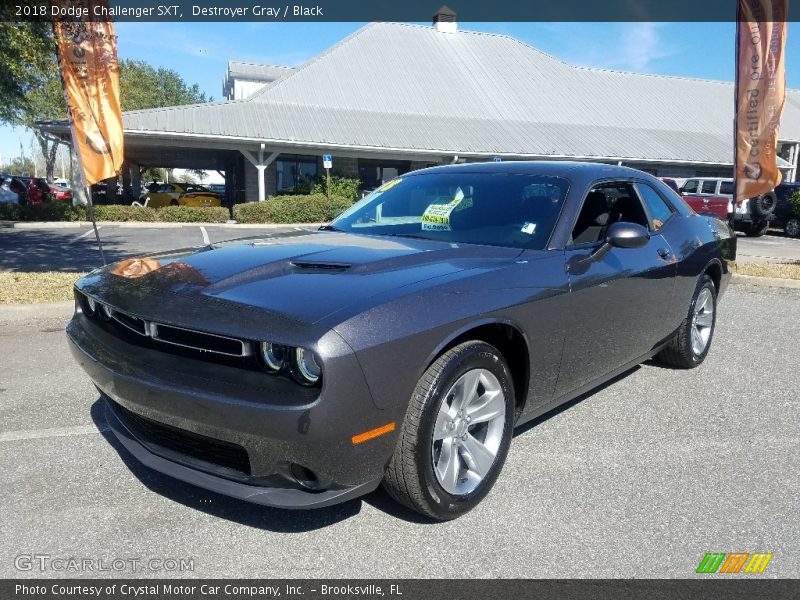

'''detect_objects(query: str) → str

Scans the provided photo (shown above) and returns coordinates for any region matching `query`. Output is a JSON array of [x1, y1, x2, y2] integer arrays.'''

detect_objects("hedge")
[[0, 203, 230, 223], [234, 194, 353, 224], [156, 206, 230, 223]]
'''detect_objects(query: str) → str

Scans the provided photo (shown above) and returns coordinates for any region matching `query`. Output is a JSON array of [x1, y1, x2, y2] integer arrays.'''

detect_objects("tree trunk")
[[34, 132, 58, 182]]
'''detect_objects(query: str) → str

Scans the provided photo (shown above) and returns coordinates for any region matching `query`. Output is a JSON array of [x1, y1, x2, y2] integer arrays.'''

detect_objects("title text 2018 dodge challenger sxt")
[[67, 162, 735, 520]]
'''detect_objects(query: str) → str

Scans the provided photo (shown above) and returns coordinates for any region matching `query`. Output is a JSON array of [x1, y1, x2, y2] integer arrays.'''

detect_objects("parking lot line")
[[68, 226, 103, 244], [0, 424, 108, 443], [200, 226, 210, 245]]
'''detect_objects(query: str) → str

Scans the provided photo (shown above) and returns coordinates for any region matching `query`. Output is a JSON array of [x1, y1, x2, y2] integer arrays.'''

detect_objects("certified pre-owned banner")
[[53, 0, 124, 186], [735, 0, 788, 202]]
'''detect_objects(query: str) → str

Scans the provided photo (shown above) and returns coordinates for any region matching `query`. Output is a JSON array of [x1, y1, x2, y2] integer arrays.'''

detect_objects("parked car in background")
[[770, 181, 800, 237], [144, 183, 222, 208], [68, 162, 734, 520], [18, 177, 51, 206], [0, 175, 22, 204], [659, 177, 681, 195], [679, 177, 776, 237], [49, 183, 73, 202]]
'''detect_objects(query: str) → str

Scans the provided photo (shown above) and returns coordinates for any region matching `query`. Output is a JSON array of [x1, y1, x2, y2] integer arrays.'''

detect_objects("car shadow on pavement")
[[513, 366, 641, 438], [89, 398, 364, 532]]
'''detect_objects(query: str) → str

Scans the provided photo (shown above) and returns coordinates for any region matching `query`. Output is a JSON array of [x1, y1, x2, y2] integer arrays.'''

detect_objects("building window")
[[358, 159, 411, 192], [276, 156, 318, 193]]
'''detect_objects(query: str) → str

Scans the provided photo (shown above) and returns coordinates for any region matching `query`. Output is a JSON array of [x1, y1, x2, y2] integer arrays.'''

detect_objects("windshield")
[[331, 172, 569, 250]]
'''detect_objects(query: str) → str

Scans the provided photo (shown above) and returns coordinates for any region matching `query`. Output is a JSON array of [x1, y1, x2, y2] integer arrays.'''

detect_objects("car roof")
[[406, 160, 656, 180]]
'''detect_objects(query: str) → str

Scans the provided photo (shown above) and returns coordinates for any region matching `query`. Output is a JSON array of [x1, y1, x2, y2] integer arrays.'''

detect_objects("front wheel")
[[656, 274, 717, 369], [382, 341, 515, 520]]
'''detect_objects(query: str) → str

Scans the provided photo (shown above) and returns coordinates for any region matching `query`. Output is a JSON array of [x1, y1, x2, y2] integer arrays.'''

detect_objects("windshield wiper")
[[318, 225, 342, 231], [381, 233, 432, 240]]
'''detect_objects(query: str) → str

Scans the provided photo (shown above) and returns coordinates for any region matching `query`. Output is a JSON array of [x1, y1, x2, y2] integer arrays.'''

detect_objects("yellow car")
[[144, 183, 222, 208]]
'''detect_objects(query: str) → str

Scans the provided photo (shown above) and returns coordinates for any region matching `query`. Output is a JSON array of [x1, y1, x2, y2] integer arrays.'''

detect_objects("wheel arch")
[[703, 259, 723, 292], [424, 318, 531, 419]]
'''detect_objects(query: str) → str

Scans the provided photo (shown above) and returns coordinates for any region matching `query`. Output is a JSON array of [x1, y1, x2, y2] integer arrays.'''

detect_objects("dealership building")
[[43, 11, 800, 202]]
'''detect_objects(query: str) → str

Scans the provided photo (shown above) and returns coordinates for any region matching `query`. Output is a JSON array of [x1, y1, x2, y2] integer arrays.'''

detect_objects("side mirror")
[[606, 221, 650, 249], [589, 221, 650, 262]]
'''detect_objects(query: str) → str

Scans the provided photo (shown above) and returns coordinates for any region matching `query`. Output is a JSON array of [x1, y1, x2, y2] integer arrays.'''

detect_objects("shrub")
[[791, 190, 800, 218], [234, 194, 354, 224], [157, 206, 230, 223], [0, 203, 20, 221], [308, 174, 361, 201], [93, 205, 157, 222], [0, 202, 86, 222]]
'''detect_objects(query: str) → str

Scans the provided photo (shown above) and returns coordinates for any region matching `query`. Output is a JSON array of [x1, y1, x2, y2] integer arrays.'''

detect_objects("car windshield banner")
[[53, 0, 124, 185], [735, 0, 788, 203]]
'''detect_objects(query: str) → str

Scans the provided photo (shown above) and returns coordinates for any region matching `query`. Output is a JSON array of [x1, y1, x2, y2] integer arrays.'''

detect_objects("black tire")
[[750, 193, 776, 217], [743, 220, 770, 237], [656, 274, 717, 369], [169, 199, 179, 206], [382, 341, 515, 521], [784, 218, 800, 238]]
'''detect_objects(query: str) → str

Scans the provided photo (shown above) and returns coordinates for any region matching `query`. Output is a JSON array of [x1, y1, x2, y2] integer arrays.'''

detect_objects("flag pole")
[[732, 3, 741, 230], [51, 20, 107, 265]]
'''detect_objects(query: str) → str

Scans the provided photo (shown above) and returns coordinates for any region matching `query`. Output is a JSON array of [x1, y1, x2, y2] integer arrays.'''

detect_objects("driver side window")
[[571, 181, 649, 245]]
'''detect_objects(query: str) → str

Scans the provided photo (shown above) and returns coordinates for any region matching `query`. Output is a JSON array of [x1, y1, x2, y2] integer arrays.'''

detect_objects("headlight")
[[294, 347, 321, 385], [78, 293, 96, 316], [98, 303, 113, 320], [259, 342, 287, 372]]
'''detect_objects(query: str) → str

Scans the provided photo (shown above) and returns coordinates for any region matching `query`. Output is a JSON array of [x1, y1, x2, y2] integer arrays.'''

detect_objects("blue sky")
[[2, 21, 798, 166]]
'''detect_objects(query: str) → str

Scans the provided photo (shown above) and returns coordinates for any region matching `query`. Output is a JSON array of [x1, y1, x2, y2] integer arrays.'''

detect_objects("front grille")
[[80, 291, 253, 359], [152, 323, 247, 356], [114, 402, 251, 476]]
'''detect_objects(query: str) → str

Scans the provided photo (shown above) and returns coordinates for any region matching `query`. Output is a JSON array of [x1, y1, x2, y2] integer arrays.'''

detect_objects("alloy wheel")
[[431, 368, 506, 495], [690, 287, 714, 356]]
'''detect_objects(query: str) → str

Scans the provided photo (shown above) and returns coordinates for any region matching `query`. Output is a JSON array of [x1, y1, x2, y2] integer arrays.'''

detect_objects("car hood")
[[79, 231, 522, 326]]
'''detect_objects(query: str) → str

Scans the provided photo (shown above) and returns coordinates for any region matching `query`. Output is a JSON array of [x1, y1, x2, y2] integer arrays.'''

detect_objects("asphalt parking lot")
[[0, 282, 797, 578], [0, 224, 310, 272]]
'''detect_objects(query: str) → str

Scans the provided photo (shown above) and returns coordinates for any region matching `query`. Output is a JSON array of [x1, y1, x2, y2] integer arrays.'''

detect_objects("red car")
[[50, 184, 73, 202], [676, 178, 731, 222]]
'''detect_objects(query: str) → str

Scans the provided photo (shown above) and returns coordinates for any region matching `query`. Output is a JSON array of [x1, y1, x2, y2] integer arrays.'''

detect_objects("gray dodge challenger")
[[67, 162, 735, 520]]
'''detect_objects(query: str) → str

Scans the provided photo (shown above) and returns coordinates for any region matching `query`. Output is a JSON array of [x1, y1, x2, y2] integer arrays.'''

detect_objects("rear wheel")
[[656, 274, 717, 369], [382, 341, 515, 520], [169, 199, 179, 206], [784, 218, 800, 238], [743, 220, 770, 237]]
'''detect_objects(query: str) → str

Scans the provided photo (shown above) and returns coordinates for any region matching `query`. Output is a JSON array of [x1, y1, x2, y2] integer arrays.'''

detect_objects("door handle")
[[657, 247, 672, 259]]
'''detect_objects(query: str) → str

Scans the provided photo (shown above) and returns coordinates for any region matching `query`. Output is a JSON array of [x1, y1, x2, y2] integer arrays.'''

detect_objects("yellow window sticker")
[[421, 188, 465, 231], [376, 178, 403, 193]]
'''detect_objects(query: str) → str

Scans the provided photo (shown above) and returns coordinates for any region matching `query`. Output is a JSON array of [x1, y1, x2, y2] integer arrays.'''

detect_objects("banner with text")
[[54, 0, 124, 186], [735, 0, 788, 202]]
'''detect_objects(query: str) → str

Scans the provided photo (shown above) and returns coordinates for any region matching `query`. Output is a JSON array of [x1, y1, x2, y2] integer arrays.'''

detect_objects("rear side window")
[[719, 181, 734, 195], [682, 180, 699, 193], [637, 184, 674, 231], [701, 180, 717, 194]]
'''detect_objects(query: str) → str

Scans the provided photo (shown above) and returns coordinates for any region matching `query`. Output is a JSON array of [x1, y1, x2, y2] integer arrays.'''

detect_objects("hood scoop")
[[290, 261, 351, 272]]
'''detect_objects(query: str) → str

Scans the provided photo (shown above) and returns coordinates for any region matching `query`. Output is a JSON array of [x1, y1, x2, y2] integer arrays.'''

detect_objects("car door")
[[554, 180, 677, 397]]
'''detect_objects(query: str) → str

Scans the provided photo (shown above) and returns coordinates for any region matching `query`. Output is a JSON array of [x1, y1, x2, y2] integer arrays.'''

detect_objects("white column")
[[240, 146, 279, 202]]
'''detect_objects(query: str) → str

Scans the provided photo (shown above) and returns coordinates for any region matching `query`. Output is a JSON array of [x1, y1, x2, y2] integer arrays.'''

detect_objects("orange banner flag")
[[53, 0, 124, 186], [735, 0, 789, 202]]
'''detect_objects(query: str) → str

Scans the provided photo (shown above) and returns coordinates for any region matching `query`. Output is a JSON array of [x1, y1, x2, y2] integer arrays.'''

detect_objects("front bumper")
[[67, 313, 400, 509]]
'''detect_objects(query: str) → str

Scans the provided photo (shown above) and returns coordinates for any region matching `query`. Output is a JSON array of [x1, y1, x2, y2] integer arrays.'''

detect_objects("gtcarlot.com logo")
[[696, 552, 773, 574], [15, 554, 195, 573]]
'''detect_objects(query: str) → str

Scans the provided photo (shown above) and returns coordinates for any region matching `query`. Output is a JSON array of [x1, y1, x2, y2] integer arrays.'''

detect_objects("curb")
[[0, 301, 74, 321], [730, 273, 800, 290], [0, 221, 325, 229]]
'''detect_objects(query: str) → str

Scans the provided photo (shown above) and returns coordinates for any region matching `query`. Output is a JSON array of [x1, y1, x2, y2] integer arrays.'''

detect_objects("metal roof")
[[123, 22, 800, 164], [226, 61, 296, 82]]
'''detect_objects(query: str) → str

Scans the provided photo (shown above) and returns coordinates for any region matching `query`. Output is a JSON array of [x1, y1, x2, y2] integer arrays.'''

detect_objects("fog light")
[[294, 347, 321, 385], [259, 342, 286, 372]]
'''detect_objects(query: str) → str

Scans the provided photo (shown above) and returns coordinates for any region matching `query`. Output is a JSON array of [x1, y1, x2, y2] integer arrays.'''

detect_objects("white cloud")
[[553, 22, 674, 73]]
